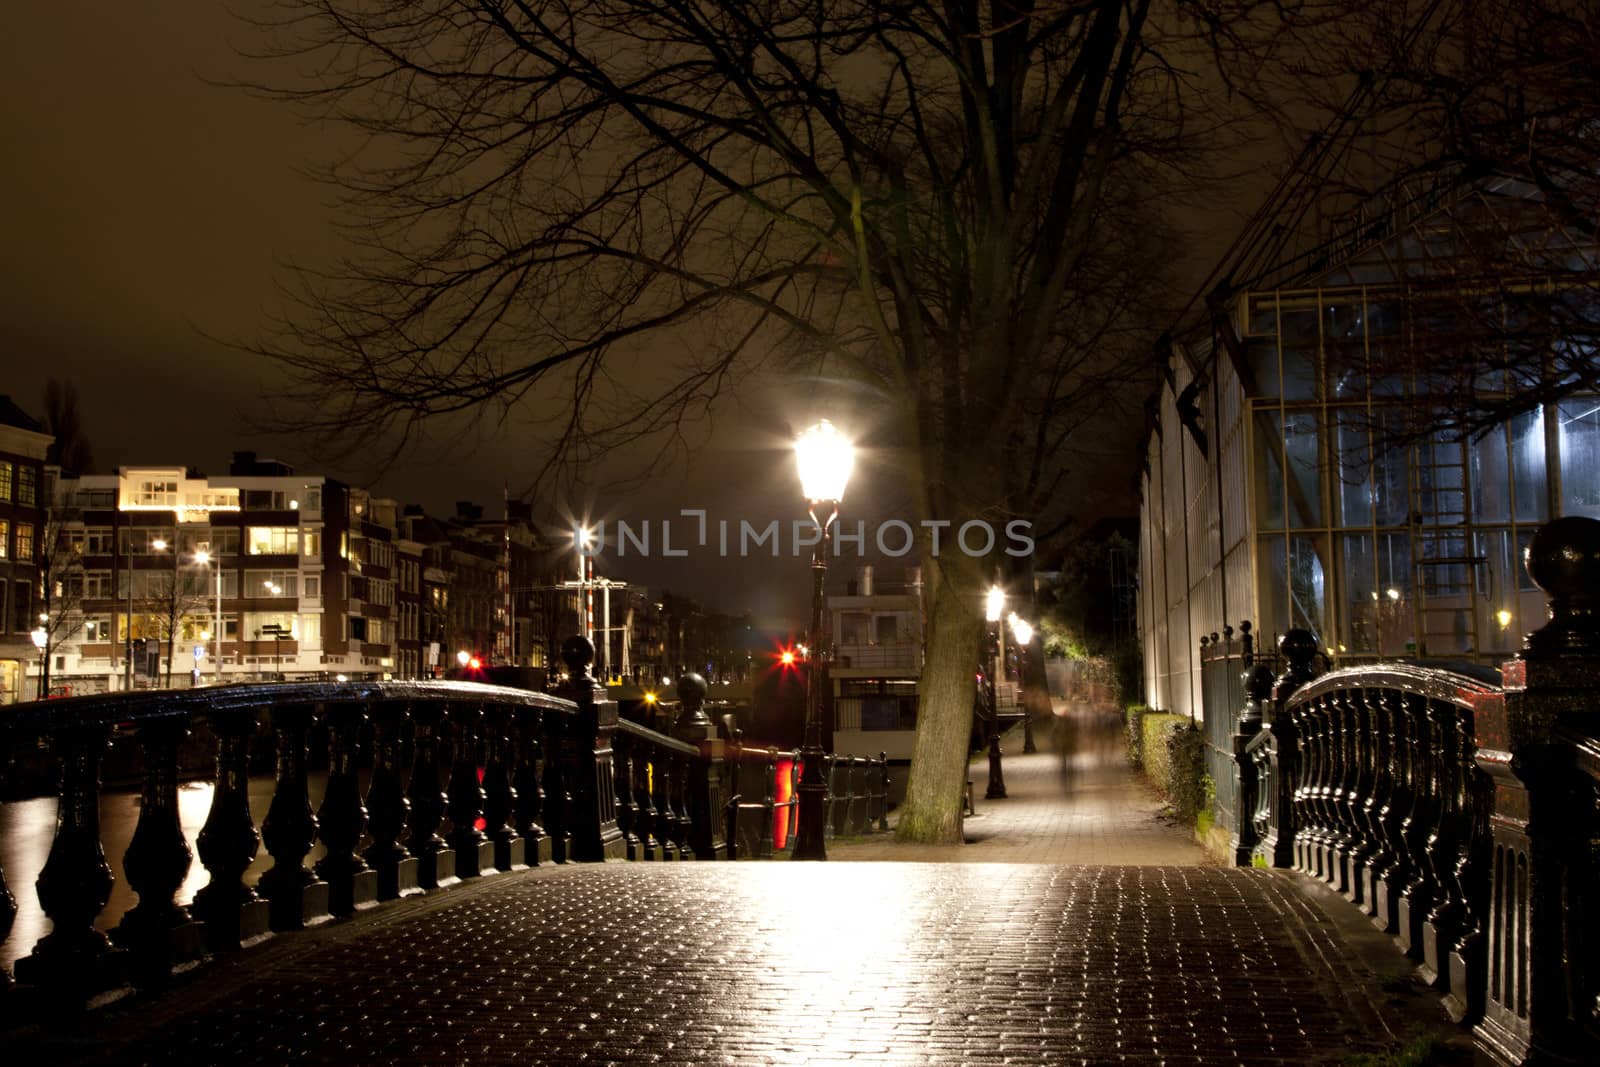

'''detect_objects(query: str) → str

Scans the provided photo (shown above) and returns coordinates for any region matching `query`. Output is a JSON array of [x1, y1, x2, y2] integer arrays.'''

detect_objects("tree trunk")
[[897, 550, 985, 844]]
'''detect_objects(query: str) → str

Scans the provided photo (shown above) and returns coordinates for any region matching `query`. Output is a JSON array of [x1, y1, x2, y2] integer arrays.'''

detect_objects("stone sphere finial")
[[1238, 663, 1276, 727], [677, 672, 707, 710], [672, 671, 712, 740], [561, 635, 596, 677], [1522, 516, 1600, 658], [1273, 628, 1320, 704]]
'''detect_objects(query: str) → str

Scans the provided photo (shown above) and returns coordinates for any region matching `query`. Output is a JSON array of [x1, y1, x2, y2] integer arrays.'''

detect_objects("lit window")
[[0, 462, 11, 502], [14, 522, 34, 561]]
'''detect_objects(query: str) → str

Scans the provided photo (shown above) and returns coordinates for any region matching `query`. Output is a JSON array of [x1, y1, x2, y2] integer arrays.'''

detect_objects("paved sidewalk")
[[831, 714, 1210, 865]]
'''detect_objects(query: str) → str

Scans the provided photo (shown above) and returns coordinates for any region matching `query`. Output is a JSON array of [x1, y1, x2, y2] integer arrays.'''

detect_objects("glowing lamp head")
[[1009, 615, 1034, 646], [30, 627, 47, 651], [644, 692, 658, 705], [576, 525, 595, 550], [985, 586, 1005, 622], [456, 650, 471, 667], [152, 538, 167, 552], [468, 656, 482, 670], [794, 419, 854, 502], [194, 549, 211, 566], [1386, 587, 1402, 601], [1496, 609, 1513, 629], [780, 649, 796, 666]]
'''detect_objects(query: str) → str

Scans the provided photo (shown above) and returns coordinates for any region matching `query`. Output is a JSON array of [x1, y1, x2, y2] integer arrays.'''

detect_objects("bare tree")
[[144, 567, 214, 687], [42, 379, 95, 476], [35, 513, 86, 699], [1245, 0, 1600, 441], [245, 0, 1321, 841]]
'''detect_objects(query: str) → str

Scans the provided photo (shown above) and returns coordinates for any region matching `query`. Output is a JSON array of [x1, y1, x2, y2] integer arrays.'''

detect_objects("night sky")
[[2, 2, 1174, 623]]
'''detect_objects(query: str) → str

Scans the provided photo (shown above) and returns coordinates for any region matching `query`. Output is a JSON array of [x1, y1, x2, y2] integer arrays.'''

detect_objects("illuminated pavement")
[[14, 862, 1409, 1066], [9, 719, 1451, 1064], [831, 711, 1211, 865]]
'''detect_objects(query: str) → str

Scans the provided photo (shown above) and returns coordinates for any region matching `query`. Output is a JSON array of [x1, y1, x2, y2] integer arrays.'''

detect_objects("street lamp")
[[984, 586, 1007, 799], [792, 419, 854, 861], [1010, 613, 1037, 753], [30, 625, 48, 701], [195, 548, 222, 685]]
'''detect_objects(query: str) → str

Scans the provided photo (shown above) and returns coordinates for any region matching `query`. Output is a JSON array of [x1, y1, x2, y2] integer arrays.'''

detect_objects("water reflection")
[[0, 775, 331, 969]]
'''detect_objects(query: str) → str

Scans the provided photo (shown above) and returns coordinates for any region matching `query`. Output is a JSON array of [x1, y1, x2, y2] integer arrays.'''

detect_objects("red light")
[[780, 650, 796, 666], [468, 656, 482, 670]]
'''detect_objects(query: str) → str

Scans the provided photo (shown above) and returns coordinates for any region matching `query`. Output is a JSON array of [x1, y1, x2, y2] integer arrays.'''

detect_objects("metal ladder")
[[1409, 436, 1483, 657]]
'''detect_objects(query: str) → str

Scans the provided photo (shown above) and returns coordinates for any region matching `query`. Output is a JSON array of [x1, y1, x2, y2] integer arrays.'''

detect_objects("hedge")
[[1139, 712, 1206, 822]]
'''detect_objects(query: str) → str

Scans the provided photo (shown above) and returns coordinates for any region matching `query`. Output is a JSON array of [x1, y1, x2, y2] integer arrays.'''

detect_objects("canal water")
[[1, 775, 333, 970]]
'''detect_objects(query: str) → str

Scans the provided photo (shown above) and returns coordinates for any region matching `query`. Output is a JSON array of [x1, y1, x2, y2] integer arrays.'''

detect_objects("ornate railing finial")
[[562, 635, 597, 681], [674, 672, 712, 741], [1239, 663, 1275, 727], [1522, 515, 1600, 659], [1273, 629, 1319, 706]]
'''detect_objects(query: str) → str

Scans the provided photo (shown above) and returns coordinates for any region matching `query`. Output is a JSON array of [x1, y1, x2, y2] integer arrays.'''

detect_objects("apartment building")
[[45, 453, 406, 691], [0, 398, 53, 703]]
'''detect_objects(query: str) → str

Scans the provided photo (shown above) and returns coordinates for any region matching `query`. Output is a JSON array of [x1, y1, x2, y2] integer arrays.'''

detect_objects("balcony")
[[834, 643, 920, 672]]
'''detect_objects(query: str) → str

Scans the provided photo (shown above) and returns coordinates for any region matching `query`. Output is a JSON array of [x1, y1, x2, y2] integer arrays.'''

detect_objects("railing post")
[[446, 701, 496, 877], [15, 717, 122, 995], [878, 751, 890, 833], [194, 706, 270, 952], [759, 748, 778, 858], [673, 673, 728, 860], [257, 703, 330, 931], [315, 702, 378, 915], [1473, 516, 1600, 1065], [364, 701, 421, 900], [1231, 664, 1273, 865], [482, 704, 525, 871], [406, 701, 458, 888], [113, 713, 204, 982], [513, 705, 549, 866], [1257, 629, 1319, 868], [558, 636, 624, 862], [725, 730, 744, 859]]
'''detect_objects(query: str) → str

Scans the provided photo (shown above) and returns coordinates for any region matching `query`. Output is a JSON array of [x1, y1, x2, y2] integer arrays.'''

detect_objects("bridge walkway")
[[7, 715, 1476, 1065]]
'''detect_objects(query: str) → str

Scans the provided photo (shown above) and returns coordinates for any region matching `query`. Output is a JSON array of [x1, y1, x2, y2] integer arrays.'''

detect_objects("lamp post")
[[792, 419, 854, 861], [984, 586, 1007, 799], [30, 625, 48, 701], [196, 549, 222, 686], [1010, 614, 1036, 754]]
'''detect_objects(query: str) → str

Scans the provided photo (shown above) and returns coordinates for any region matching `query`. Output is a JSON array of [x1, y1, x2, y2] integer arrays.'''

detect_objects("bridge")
[[2, 517, 1598, 1065]]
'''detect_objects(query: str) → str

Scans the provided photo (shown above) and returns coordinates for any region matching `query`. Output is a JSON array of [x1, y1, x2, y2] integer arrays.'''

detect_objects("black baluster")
[[258, 704, 330, 931], [725, 730, 744, 860], [364, 701, 419, 900], [1447, 704, 1489, 1023], [654, 745, 677, 860], [407, 701, 458, 888], [759, 748, 777, 858], [542, 707, 570, 864], [16, 719, 121, 993], [613, 728, 638, 860], [1398, 693, 1439, 956], [1373, 689, 1414, 934], [482, 704, 524, 871], [1343, 689, 1379, 907], [316, 703, 376, 916], [884, 753, 895, 832], [630, 735, 657, 860], [1420, 701, 1466, 990], [114, 714, 204, 981], [195, 707, 268, 952], [513, 705, 548, 866], [672, 749, 693, 858], [0, 862, 15, 993], [1325, 691, 1355, 892], [446, 702, 493, 877]]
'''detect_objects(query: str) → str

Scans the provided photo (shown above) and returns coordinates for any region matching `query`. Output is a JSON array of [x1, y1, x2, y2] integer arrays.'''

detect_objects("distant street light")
[[31, 625, 48, 701], [1010, 614, 1037, 754], [792, 419, 854, 861], [984, 586, 1007, 798]]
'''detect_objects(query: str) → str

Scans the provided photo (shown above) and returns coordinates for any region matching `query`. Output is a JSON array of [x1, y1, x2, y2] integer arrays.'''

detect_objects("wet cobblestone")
[[17, 862, 1399, 1066]]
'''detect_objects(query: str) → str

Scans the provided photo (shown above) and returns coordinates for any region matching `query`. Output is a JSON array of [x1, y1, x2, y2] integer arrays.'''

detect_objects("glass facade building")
[[1139, 184, 1599, 723]]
